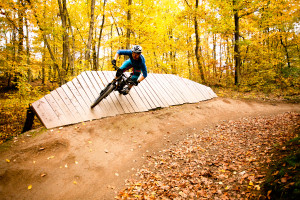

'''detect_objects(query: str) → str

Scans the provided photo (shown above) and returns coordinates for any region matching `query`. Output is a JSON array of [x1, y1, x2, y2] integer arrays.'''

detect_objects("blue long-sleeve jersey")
[[117, 50, 148, 78]]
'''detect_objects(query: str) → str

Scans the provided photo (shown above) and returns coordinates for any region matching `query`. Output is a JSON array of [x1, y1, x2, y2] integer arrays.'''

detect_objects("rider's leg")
[[115, 59, 132, 79], [122, 70, 141, 95]]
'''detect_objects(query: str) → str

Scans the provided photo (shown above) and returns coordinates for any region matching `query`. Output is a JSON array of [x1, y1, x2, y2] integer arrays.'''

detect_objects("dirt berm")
[[0, 98, 299, 199]]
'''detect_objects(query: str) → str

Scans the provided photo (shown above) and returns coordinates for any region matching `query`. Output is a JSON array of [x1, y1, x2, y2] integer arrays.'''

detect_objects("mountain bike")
[[90, 66, 136, 109]]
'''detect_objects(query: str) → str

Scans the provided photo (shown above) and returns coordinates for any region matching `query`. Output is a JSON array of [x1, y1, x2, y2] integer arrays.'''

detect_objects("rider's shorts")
[[119, 59, 141, 82]]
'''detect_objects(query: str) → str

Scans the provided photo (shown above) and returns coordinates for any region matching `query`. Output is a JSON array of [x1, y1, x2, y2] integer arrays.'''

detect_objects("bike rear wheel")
[[91, 84, 115, 108]]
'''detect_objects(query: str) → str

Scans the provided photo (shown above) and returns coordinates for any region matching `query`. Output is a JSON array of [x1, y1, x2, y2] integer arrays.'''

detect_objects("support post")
[[22, 104, 35, 133]]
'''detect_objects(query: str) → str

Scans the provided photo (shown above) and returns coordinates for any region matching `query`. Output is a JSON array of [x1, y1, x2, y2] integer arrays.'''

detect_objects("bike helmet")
[[131, 45, 142, 53]]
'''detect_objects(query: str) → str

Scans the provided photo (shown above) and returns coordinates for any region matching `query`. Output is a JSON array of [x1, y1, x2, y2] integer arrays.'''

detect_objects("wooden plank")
[[131, 81, 156, 110], [121, 72, 148, 112], [152, 74, 178, 105], [32, 97, 62, 128], [50, 90, 81, 124], [182, 78, 206, 101], [169, 75, 198, 103], [61, 84, 89, 121], [67, 81, 99, 120], [91, 71, 125, 115], [85, 71, 119, 116], [44, 93, 70, 125], [104, 71, 140, 113], [164, 74, 189, 103], [148, 74, 176, 106], [97, 71, 131, 114], [144, 74, 170, 107], [56, 87, 85, 122], [190, 81, 212, 100], [99, 71, 134, 113], [81, 72, 114, 117], [139, 76, 166, 108], [208, 87, 218, 98], [76, 74, 108, 117], [197, 84, 213, 99], [71, 77, 104, 118], [157, 74, 185, 104], [174, 75, 200, 103]]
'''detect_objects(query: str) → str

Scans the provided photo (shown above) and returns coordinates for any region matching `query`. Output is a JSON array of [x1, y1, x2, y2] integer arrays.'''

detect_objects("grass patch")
[[212, 86, 300, 104], [262, 128, 300, 200], [0, 88, 46, 144]]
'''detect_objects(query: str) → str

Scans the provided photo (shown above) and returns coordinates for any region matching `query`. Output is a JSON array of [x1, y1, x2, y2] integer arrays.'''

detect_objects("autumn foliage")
[[0, 0, 299, 91], [0, 1, 299, 145]]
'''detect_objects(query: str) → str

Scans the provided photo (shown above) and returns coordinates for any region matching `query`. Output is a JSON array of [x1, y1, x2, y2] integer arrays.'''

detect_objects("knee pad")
[[116, 68, 123, 77]]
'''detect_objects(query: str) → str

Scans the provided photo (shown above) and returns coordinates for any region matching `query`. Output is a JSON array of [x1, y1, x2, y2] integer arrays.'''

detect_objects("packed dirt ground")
[[0, 97, 299, 199]]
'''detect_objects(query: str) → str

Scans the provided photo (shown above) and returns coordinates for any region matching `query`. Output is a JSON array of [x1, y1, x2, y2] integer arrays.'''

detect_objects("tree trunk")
[[58, 0, 69, 82], [85, 0, 96, 68], [213, 34, 217, 76], [96, 0, 107, 70], [18, 0, 24, 59], [42, 43, 46, 85], [65, 9, 75, 76], [126, 0, 132, 49], [280, 34, 291, 68], [25, 0, 63, 85], [194, 0, 205, 83], [25, 15, 31, 83], [233, 0, 241, 86]]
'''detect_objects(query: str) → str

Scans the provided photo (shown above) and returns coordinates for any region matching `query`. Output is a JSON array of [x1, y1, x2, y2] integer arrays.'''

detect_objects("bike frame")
[[90, 66, 135, 108]]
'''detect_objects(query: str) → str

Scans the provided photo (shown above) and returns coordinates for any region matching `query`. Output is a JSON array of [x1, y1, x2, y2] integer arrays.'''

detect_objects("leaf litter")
[[116, 112, 299, 199]]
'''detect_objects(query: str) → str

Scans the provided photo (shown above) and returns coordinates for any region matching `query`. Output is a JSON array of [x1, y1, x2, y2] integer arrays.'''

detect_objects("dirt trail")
[[0, 98, 299, 200]]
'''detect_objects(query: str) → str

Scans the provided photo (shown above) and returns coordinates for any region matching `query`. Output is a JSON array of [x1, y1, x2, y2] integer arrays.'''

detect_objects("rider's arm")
[[113, 50, 131, 63], [114, 53, 119, 60], [138, 76, 145, 83], [139, 57, 147, 83]]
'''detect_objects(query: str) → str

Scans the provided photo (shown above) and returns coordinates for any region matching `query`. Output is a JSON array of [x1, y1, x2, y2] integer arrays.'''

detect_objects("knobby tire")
[[91, 84, 115, 109]]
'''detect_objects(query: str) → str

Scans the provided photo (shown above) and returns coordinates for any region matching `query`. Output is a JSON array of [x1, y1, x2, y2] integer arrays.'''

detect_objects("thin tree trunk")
[[58, 0, 68, 82], [96, 0, 107, 70], [65, 9, 75, 75], [280, 34, 291, 68], [18, 0, 24, 59], [233, 0, 241, 86], [213, 34, 217, 76], [194, 0, 205, 83], [42, 43, 46, 85], [25, 16, 31, 82], [85, 0, 96, 68], [126, 0, 132, 49]]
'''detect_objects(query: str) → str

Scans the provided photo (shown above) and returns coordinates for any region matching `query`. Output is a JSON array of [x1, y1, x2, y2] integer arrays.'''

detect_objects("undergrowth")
[[262, 127, 300, 200], [0, 83, 299, 144]]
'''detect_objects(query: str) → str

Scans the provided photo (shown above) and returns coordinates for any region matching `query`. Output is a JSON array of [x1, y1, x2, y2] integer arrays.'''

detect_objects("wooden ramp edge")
[[32, 71, 218, 129]]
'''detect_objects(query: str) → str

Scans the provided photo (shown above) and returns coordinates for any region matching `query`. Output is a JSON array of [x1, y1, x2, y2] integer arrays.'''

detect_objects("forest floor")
[[0, 97, 299, 199]]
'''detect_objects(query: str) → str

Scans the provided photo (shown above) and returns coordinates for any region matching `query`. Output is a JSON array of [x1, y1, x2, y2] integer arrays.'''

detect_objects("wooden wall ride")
[[32, 71, 217, 129]]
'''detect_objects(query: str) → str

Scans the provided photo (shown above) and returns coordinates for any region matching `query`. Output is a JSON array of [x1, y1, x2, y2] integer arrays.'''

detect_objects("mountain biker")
[[111, 45, 147, 95]]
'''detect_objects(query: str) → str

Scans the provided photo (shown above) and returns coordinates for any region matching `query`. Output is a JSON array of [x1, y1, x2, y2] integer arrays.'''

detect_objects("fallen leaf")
[[6, 159, 10, 163], [272, 171, 279, 176], [254, 185, 260, 190], [267, 190, 272, 199], [28, 185, 32, 190], [281, 177, 287, 183]]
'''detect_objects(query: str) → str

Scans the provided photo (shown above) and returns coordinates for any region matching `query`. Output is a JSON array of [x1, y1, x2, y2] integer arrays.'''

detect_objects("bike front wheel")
[[91, 84, 115, 109]]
